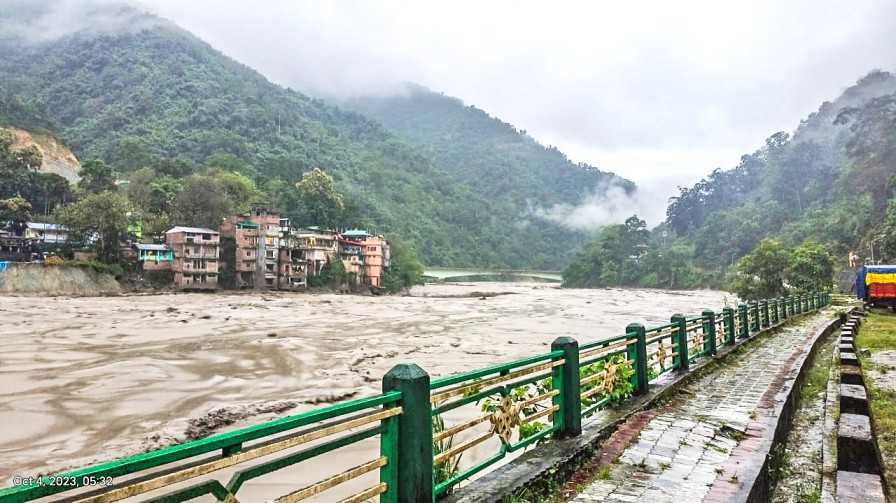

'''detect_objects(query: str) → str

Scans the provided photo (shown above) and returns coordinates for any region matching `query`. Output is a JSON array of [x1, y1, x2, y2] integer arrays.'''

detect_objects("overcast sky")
[[135, 1, 896, 189]]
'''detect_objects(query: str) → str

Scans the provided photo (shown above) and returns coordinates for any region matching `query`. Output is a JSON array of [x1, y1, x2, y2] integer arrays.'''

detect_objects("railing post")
[[781, 297, 788, 319], [382, 364, 433, 503], [750, 302, 760, 332], [551, 336, 581, 438], [738, 304, 749, 338], [771, 298, 779, 324], [761, 300, 770, 328], [672, 314, 689, 371], [723, 307, 736, 345], [702, 310, 717, 356], [626, 324, 649, 395]]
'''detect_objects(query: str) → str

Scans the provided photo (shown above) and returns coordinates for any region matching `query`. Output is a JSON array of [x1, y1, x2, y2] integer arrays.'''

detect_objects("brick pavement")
[[572, 312, 831, 503]]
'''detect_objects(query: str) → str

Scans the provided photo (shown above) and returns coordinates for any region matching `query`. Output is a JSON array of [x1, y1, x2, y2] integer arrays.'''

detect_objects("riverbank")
[[0, 263, 119, 296]]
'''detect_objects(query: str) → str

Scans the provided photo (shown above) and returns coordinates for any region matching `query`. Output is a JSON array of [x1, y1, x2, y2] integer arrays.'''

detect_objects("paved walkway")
[[572, 311, 832, 503]]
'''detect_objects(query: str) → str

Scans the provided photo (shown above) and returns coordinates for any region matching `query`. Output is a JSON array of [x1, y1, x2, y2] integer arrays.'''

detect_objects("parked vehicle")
[[855, 265, 896, 308]]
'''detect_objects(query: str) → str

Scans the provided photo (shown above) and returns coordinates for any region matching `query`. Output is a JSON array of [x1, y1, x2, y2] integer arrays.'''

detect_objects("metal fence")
[[0, 292, 830, 503]]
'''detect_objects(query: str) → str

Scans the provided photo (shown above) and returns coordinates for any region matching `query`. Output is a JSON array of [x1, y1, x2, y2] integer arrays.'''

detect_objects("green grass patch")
[[856, 311, 896, 497], [800, 335, 834, 403]]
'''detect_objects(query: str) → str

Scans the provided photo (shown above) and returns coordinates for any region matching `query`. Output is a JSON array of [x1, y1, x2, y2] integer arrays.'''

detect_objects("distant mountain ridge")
[[0, 3, 631, 268]]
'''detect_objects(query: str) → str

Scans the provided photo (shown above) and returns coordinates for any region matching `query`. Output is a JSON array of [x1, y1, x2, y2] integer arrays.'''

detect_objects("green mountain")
[[346, 84, 631, 216], [665, 69, 896, 269], [559, 70, 896, 290], [0, 4, 630, 269]]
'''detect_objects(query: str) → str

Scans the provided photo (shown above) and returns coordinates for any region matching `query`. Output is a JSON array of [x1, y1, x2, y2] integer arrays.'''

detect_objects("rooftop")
[[135, 243, 170, 251], [342, 229, 370, 238], [165, 226, 219, 235], [27, 222, 68, 231]]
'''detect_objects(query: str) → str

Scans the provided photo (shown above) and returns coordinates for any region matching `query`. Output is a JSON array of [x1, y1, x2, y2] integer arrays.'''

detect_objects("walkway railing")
[[0, 292, 830, 503]]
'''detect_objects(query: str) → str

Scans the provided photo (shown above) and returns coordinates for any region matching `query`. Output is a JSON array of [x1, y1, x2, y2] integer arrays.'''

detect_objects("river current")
[[0, 282, 729, 498]]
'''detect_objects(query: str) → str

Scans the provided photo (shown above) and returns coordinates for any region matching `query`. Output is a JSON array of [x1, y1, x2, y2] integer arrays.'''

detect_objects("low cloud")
[[0, 0, 164, 45], [531, 180, 670, 232]]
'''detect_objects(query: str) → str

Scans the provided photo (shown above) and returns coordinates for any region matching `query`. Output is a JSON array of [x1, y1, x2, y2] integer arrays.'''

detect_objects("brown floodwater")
[[0, 282, 730, 500]]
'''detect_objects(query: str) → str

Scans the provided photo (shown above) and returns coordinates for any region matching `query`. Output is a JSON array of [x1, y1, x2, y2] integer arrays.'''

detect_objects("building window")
[[246, 251, 251, 257], [202, 234, 211, 240]]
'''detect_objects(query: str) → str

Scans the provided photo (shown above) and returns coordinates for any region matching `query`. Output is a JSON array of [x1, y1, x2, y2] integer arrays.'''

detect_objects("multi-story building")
[[338, 236, 364, 284], [0, 230, 34, 262], [220, 207, 283, 289], [341, 229, 389, 287], [165, 226, 220, 290], [291, 228, 339, 277]]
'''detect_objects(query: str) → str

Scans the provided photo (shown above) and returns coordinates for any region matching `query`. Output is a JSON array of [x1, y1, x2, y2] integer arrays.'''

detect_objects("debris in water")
[[267, 332, 277, 337]]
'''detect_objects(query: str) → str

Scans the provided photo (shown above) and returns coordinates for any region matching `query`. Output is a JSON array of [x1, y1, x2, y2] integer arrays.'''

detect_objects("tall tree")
[[56, 191, 131, 262], [78, 159, 117, 194], [731, 239, 791, 300], [294, 168, 346, 228]]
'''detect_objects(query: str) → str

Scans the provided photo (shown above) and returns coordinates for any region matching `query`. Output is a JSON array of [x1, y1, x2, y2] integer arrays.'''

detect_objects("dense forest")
[[346, 85, 632, 267], [0, 4, 627, 270], [563, 70, 896, 293]]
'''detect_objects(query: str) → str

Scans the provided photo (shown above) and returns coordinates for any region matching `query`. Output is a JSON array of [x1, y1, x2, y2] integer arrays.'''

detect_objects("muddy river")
[[0, 282, 729, 499]]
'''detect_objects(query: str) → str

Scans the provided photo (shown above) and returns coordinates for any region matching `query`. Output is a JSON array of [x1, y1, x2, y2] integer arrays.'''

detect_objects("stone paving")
[[572, 312, 832, 503]]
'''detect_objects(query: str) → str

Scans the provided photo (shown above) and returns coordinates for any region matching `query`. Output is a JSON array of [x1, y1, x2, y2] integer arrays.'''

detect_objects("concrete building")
[[292, 228, 339, 277], [220, 207, 283, 289], [0, 230, 34, 262], [165, 226, 220, 290], [341, 229, 390, 287], [24, 223, 70, 244], [135, 243, 173, 271]]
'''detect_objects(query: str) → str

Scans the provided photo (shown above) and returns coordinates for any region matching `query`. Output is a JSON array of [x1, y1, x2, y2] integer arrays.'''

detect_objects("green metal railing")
[[0, 292, 830, 503]]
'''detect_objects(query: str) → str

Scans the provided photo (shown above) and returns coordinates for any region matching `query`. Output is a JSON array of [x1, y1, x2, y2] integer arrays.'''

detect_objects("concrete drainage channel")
[[830, 311, 888, 502]]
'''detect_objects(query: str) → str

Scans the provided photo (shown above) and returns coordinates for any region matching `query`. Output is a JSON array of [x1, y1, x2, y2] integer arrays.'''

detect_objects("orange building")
[[220, 207, 284, 289]]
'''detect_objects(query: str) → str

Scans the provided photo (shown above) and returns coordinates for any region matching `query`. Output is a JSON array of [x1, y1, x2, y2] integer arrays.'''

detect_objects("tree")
[[383, 239, 425, 292], [881, 198, 896, 261], [78, 159, 117, 194], [786, 241, 833, 292], [294, 168, 346, 228], [561, 215, 650, 288], [0, 196, 33, 234], [172, 175, 232, 229], [56, 191, 131, 262], [731, 239, 791, 300]]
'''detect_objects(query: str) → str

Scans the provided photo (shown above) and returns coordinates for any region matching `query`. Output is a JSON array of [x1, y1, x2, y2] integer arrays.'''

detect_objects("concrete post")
[[383, 364, 433, 503], [551, 336, 581, 438]]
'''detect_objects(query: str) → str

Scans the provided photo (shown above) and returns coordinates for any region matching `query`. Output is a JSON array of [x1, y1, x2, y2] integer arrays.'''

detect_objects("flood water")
[[0, 282, 730, 498]]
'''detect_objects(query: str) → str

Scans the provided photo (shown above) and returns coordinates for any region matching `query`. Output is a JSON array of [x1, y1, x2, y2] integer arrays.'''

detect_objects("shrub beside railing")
[[0, 292, 830, 503]]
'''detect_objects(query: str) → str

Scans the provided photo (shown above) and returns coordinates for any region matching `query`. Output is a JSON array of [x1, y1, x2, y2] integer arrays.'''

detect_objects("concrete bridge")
[[423, 267, 562, 282]]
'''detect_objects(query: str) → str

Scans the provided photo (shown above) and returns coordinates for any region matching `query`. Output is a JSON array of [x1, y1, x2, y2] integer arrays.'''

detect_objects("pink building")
[[165, 227, 220, 290]]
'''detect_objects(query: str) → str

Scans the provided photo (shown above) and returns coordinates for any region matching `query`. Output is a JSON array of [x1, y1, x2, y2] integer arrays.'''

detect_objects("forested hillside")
[[0, 4, 625, 269], [345, 84, 635, 262], [666, 70, 896, 267], [562, 70, 896, 290]]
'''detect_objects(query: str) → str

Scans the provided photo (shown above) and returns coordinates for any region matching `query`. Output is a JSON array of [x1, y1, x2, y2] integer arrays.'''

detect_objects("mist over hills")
[[0, 2, 631, 269], [666, 69, 896, 269]]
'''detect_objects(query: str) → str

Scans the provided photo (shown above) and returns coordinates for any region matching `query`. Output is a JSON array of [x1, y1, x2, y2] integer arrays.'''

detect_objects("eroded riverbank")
[[0, 282, 729, 486]]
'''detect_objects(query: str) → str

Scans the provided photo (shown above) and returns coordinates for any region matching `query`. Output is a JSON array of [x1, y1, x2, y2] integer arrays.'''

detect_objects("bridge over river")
[[423, 266, 563, 282]]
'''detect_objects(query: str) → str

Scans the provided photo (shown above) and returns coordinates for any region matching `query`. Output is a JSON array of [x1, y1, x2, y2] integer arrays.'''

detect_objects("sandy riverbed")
[[0, 282, 730, 499]]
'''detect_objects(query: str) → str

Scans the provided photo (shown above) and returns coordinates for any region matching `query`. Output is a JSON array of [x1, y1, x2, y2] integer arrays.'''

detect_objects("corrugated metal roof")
[[27, 222, 68, 231], [165, 226, 219, 234], [342, 229, 370, 237], [135, 244, 170, 251]]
